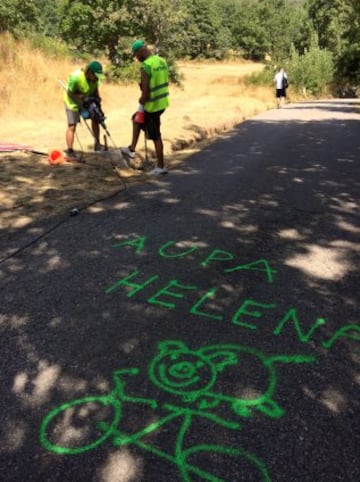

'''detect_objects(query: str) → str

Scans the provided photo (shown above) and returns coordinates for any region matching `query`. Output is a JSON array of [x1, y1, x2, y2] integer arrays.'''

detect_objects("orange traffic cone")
[[48, 149, 65, 165]]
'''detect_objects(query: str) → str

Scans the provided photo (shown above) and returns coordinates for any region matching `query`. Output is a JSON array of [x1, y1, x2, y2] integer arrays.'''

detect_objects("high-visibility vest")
[[64, 69, 98, 111], [142, 55, 169, 113]]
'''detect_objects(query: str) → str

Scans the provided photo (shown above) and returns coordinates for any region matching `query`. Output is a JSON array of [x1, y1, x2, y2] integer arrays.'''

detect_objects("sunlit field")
[[0, 33, 274, 154], [0, 33, 277, 234]]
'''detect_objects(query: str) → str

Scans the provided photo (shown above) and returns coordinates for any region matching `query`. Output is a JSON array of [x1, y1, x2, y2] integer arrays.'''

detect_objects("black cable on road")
[[0, 181, 127, 265]]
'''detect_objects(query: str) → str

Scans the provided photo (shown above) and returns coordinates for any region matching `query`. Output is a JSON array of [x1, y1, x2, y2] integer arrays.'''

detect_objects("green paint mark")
[[147, 280, 198, 309], [183, 444, 271, 481], [105, 270, 159, 296], [112, 236, 146, 254], [268, 354, 316, 365], [149, 346, 218, 397], [225, 259, 277, 284], [232, 299, 276, 330], [273, 309, 326, 343], [201, 249, 235, 268], [158, 240, 198, 258], [322, 324, 360, 349], [40, 341, 315, 481], [39, 395, 121, 455], [189, 288, 223, 321]]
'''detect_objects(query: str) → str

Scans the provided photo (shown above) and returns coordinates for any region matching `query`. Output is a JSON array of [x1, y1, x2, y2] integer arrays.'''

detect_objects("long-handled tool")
[[57, 79, 130, 183], [57, 79, 117, 149]]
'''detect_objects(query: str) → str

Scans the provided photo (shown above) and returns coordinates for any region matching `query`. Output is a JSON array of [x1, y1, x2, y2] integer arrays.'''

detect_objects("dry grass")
[[0, 34, 275, 239]]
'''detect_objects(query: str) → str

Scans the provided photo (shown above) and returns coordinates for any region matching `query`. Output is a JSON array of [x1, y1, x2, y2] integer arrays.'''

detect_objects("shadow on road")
[[285, 99, 359, 115], [0, 104, 359, 481]]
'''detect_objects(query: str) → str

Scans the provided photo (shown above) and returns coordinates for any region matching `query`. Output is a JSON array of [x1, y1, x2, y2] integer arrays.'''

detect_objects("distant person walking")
[[63, 61, 105, 159], [274, 67, 288, 109], [121, 40, 169, 175]]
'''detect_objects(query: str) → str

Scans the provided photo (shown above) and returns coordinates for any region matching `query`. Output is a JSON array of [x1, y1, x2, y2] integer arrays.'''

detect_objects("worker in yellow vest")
[[121, 40, 169, 175], [63, 61, 105, 160]]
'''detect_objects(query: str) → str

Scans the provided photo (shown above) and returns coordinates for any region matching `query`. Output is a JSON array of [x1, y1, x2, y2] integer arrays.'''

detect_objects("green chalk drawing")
[[225, 260, 277, 284], [110, 236, 277, 285], [158, 241, 198, 258], [322, 324, 360, 349], [40, 341, 315, 481], [105, 270, 159, 296], [201, 249, 235, 268], [232, 300, 276, 330], [273, 309, 326, 343], [112, 236, 147, 253], [189, 288, 223, 321], [148, 280, 198, 309]]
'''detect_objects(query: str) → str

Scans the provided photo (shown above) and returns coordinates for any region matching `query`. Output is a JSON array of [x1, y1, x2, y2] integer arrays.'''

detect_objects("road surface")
[[0, 100, 359, 482]]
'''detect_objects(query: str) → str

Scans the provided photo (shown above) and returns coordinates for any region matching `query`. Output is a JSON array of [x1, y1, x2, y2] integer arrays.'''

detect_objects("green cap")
[[131, 40, 145, 55], [87, 60, 105, 81]]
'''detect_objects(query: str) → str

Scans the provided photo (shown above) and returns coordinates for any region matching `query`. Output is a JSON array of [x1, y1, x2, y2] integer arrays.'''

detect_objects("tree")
[[125, 0, 188, 55], [307, 0, 360, 85], [33, 0, 62, 37], [58, 0, 131, 63], [228, 0, 269, 60], [181, 0, 225, 58], [258, 0, 312, 62], [307, 0, 352, 57], [217, 0, 312, 61], [287, 33, 334, 94], [0, 0, 38, 34]]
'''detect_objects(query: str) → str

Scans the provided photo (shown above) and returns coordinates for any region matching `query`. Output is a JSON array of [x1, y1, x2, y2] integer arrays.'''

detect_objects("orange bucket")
[[133, 110, 145, 124], [48, 149, 65, 165]]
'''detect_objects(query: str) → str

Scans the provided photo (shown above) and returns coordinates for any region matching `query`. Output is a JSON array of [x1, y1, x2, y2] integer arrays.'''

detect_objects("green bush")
[[107, 51, 183, 86], [24, 32, 70, 58], [244, 35, 334, 96], [244, 64, 274, 86], [106, 60, 140, 84], [287, 36, 334, 95]]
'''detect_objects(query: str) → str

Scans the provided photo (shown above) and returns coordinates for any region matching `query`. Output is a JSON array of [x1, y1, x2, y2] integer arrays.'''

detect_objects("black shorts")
[[276, 88, 286, 98], [133, 110, 164, 141]]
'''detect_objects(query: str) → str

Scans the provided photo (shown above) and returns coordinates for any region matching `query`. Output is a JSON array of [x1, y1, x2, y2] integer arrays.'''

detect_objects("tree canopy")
[[1, 0, 359, 89]]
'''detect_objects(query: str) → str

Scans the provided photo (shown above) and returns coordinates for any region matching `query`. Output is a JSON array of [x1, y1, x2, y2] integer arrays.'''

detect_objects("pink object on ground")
[[0, 142, 32, 152]]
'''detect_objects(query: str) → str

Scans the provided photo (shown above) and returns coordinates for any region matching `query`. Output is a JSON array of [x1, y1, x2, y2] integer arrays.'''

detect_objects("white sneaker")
[[148, 167, 168, 176], [120, 146, 135, 159]]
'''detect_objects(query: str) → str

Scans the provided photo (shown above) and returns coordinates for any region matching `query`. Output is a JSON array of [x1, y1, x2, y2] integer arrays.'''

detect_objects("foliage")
[[58, 0, 132, 63], [181, 0, 227, 59], [0, 0, 38, 34], [26, 32, 70, 58], [307, 0, 360, 85], [226, 0, 270, 60], [287, 35, 334, 95], [307, 0, 352, 58], [246, 32, 335, 96], [260, 0, 313, 62], [244, 65, 276, 86], [125, 0, 188, 55], [1, 0, 359, 90], [33, 0, 62, 37]]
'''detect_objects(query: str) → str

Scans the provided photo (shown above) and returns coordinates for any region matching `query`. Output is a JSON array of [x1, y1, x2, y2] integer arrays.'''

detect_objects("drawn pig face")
[[149, 341, 237, 399], [150, 349, 216, 396]]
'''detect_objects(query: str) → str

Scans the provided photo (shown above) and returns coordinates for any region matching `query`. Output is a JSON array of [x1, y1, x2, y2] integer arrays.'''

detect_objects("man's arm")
[[139, 68, 150, 105], [93, 86, 100, 100]]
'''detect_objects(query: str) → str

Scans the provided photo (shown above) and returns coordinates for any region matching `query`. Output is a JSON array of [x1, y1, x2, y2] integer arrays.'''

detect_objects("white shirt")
[[274, 71, 287, 89]]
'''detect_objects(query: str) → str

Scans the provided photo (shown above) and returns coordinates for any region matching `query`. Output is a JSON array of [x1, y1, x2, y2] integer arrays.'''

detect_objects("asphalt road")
[[1, 100, 359, 482]]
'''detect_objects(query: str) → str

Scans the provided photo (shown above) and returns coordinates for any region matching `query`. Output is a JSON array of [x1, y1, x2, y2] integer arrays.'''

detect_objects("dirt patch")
[[0, 60, 275, 241], [0, 135, 222, 242]]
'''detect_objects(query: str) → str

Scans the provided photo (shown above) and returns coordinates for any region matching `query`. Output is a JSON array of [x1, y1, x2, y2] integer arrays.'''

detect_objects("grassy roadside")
[[0, 34, 278, 238]]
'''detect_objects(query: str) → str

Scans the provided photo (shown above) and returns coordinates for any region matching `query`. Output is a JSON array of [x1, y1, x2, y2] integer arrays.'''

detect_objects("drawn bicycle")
[[40, 341, 315, 481]]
